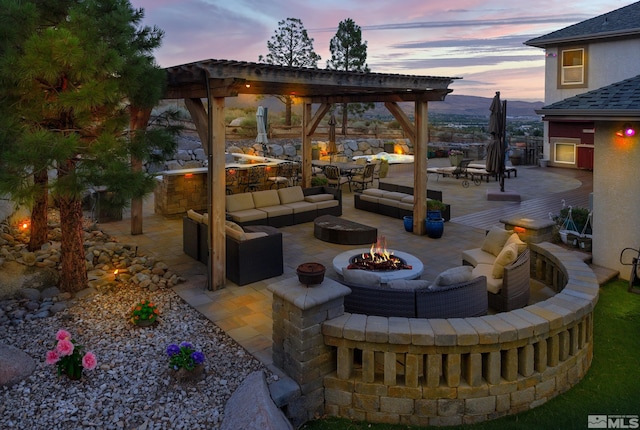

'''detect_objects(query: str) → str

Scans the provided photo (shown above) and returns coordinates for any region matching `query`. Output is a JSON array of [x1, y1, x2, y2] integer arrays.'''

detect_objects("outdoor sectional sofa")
[[225, 185, 341, 227], [461, 226, 531, 311], [183, 211, 283, 286], [353, 183, 451, 222], [338, 266, 488, 318]]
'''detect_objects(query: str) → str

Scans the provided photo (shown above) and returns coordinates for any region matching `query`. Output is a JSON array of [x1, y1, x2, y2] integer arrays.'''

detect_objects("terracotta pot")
[[296, 262, 326, 285], [173, 364, 205, 382]]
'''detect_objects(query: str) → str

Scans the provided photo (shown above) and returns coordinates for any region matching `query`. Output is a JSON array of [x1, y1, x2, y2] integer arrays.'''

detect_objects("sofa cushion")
[[187, 209, 204, 223], [505, 233, 527, 254], [315, 199, 339, 210], [304, 193, 333, 203], [432, 265, 473, 288], [362, 188, 386, 197], [492, 242, 518, 279], [252, 189, 281, 208], [481, 226, 514, 257], [226, 193, 256, 213], [277, 186, 305, 204], [472, 264, 502, 294], [360, 194, 380, 203], [282, 201, 317, 213], [387, 279, 430, 290], [244, 232, 268, 240], [379, 197, 401, 208], [342, 268, 381, 287], [382, 192, 409, 201], [228, 209, 268, 223], [461, 248, 496, 266], [400, 195, 415, 204], [201, 213, 209, 225]]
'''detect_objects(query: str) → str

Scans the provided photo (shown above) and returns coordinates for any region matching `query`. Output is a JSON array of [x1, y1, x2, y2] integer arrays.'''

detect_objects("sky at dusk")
[[129, 0, 631, 102]]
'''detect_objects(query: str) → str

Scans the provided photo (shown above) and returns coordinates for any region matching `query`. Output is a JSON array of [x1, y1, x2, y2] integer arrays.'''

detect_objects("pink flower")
[[56, 329, 71, 341], [45, 350, 60, 365], [82, 352, 97, 370], [56, 339, 74, 357]]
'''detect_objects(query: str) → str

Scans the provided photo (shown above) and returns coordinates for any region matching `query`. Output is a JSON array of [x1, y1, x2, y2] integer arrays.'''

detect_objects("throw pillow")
[[492, 243, 518, 279], [505, 233, 527, 254], [481, 226, 514, 257], [432, 265, 473, 287], [187, 209, 203, 223], [225, 226, 246, 241], [225, 220, 244, 232], [342, 267, 381, 287], [387, 279, 431, 290]]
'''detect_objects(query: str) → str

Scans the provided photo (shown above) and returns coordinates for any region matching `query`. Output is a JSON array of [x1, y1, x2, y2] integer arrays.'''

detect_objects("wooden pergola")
[[158, 59, 458, 290]]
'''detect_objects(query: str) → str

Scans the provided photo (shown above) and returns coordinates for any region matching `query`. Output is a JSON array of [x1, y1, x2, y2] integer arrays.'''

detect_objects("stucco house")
[[525, 1, 640, 169], [525, 2, 640, 278]]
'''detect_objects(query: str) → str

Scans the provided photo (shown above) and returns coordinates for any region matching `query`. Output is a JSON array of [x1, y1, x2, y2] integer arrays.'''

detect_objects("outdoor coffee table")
[[313, 215, 377, 245]]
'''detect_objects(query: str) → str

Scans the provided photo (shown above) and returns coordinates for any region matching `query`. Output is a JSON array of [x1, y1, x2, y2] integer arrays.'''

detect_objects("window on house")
[[559, 48, 586, 87]]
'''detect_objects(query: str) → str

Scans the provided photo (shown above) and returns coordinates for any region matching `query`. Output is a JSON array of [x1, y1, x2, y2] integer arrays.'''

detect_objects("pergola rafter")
[[158, 59, 458, 290]]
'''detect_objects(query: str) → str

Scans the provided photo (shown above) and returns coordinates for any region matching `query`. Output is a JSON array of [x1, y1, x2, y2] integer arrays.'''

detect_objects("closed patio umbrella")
[[327, 113, 337, 162], [256, 106, 269, 155], [486, 91, 507, 192]]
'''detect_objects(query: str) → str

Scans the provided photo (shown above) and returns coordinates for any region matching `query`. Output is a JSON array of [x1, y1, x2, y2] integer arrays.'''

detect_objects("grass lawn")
[[301, 279, 640, 430]]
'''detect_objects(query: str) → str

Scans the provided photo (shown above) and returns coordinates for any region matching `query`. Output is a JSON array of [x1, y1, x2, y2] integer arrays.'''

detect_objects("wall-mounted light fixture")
[[616, 123, 636, 137]]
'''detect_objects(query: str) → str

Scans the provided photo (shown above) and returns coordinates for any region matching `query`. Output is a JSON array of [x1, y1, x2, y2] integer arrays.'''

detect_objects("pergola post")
[[413, 101, 429, 235], [208, 96, 227, 290]]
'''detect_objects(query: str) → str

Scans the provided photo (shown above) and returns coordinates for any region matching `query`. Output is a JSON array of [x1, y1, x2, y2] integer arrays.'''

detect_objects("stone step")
[[589, 264, 619, 286]]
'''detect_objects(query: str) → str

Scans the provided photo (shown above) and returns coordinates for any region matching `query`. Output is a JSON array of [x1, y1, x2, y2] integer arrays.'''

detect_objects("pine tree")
[[0, 0, 179, 293], [327, 18, 373, 134], [259, 18, 321, 126]]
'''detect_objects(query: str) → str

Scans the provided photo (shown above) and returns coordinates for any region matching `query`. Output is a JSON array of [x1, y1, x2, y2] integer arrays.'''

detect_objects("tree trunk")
[[28, 170, 49, 251], [341, 103, 348, 135], [58, 195, 87, 293], [285, 96, 292, 127]]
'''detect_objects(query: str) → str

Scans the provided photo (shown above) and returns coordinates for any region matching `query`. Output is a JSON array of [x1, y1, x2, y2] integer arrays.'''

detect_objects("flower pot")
[[403, 216, 413, 232], [578, 236, 592, 252], [425, 217, 444, 239], [133, 318, 157, 327], [173, 364, 205, 382], [427, 210, 442, 220], [311, 148, 320, 160], [449, 154, 463, 166], [296, 262, 326, 285]]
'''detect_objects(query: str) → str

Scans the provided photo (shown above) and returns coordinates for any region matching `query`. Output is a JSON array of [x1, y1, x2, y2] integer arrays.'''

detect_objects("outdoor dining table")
[[311, 160, 365, 177]]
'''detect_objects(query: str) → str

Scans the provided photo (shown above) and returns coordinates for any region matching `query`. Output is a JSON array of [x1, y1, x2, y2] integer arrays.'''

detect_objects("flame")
[[21, 222, 29, 230], [114, 269, 119, 275], [395, 147, 403, 155], [365, 237, 393, 262]]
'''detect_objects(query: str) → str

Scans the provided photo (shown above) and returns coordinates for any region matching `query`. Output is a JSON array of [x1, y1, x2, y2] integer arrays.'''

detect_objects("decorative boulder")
[[0, 345, 35, 387]]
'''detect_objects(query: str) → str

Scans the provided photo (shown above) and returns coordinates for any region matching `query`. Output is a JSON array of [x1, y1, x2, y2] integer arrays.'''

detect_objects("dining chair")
[[225, 167, 238, 195], [240, 165, 266, 192], [324, 165, 350, 190], [350, 163, 376, 191], [267, 162, 292, 189]]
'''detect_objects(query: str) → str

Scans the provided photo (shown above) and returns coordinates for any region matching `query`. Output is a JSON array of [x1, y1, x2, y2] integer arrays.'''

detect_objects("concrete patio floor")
[[99, 157, 600, 378]]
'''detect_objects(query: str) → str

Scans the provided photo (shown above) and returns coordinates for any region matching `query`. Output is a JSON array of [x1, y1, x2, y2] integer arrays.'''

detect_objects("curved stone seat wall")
[[320, 242, 600, 426]]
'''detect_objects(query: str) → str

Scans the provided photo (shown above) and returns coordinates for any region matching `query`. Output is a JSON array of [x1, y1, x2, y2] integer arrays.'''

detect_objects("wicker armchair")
[[416, 276, 488, 318], [488, 249, 530, 311]]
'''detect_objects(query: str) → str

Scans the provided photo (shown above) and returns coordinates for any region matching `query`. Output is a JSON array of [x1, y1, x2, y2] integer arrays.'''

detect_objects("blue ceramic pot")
[[403, 216, 413, 232], [425, 217, 444, 239]]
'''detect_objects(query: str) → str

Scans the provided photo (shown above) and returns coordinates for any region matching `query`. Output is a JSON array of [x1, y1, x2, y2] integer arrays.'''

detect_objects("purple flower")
[[179, 342, 193, 349], [166, 344, 180, 357], [191, 351, 205, 365]]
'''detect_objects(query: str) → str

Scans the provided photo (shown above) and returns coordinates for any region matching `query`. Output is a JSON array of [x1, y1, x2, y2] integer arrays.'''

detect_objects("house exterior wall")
[[543, 38, 640, 105], [592, 121, 640, 279]]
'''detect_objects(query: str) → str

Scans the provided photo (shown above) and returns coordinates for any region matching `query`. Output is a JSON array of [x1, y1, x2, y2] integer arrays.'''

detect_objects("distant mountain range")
[[226, 94, 545, 119]]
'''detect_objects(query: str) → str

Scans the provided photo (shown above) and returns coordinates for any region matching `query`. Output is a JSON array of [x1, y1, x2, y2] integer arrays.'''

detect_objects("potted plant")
[[311, 145, 320, 160], [426, 199, 446, 238], [45, 329, 98, 380], [166, 342, 206, 381], [427, 199, 446, 220], [130, 300, 160, 327], [311, 176, 329, 187]]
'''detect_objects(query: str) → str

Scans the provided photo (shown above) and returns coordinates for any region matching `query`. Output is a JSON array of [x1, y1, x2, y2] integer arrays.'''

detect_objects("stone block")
[[510, 386, 535, 406], [465, 396, 496, 415], [444, 354, 461, 387], [484, 350, 501, 385], [495, 393, 511, 412], [381, 396, 415, 415], [425, 353, 442, 388], [437, 399, 464, 416], [415, 399, 438, 416], [325, 387, 353, 406], [388, 385, 423, 400], [365, 411, 400, 425]]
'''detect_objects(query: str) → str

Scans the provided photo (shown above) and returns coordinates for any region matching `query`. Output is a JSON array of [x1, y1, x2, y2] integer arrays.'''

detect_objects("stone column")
[[268, 276, 351, 423]]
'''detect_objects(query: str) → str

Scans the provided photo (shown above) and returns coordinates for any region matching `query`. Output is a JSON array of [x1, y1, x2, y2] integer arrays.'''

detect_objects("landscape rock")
[[221, 370, 293, 430], [0, 344, 35, 387]]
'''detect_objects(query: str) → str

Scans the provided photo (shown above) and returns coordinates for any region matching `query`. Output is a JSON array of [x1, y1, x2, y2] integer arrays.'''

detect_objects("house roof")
[[536, 74, 640, 119], [525, 1, 640, 48], [164, 59, 458, 103]]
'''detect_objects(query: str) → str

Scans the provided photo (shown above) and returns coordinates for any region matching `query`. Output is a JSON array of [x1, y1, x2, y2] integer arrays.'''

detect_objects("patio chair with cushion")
[[324, 165, 350, 190], [266, 162, 292, 189], [350, 163, 376, 191]]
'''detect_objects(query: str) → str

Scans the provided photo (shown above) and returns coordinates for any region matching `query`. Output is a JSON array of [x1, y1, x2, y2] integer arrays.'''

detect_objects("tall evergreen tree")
[[0, 0, 179, 293], [259, 17, 321, 126], [327, 18, 372, 134]]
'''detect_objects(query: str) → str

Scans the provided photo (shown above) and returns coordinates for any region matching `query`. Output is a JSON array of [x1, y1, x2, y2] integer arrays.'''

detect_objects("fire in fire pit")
[[347, 237, 412, 271]]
